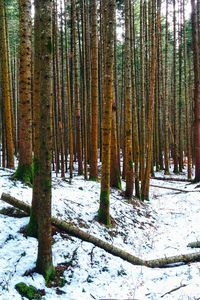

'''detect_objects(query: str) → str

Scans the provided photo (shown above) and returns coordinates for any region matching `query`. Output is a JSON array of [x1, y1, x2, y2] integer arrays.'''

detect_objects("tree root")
[[1, 192, 200, 269]]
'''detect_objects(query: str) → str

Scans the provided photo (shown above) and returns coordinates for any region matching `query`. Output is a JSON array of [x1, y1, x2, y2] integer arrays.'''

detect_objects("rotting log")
[[1, 192, 200, 269]]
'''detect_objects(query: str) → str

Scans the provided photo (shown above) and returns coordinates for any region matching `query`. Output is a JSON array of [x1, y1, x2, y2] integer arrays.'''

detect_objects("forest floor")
[[0, 165, 200, 299]]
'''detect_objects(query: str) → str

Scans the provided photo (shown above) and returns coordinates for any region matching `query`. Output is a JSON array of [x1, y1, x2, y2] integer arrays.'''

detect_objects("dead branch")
[[161, 284, 188, 298], [1, 192, 200, 269]]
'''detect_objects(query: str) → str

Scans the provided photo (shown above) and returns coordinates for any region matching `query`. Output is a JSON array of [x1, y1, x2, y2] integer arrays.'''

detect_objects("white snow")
[[0, 166, 200, 299]]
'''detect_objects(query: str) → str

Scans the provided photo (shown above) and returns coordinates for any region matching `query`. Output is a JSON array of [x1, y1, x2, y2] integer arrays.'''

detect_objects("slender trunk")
[[191, 0, 200, 181], [141, 0, 157, 201], [98, 0, 115, 226], [72, 0, 83, 175], [15, 0, 32, 184], [0, 0, 14, 169], [90, 0, 99, 181], [124, 0, 134, 198], [35, 0, 54, 280]]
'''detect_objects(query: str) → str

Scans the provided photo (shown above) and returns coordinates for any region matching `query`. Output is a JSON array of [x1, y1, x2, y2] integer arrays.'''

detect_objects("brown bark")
[[110, 10, 121, 190], [99, 0, 115, 226], [173, 0, 179, 174], [124, 0, 134, 199], [81, 0, 88, 180], [72, 0, 83, 175], [35, 0, 54, 279], [130, 1, 140, 198], [110, 96, 121, 189], [16, 0, 32, 183], [164, 0, 170, 174], [27, 0, 40, 238], [64, 0, 73, 179], [183, 0, 192, 180], [191, 0, 200, 182], [53, 1, 65, 178], [0, 0, 14, 169], [141, 0, 157, 201], [90, 0, 99, 181], [140, 0, 146, 184]]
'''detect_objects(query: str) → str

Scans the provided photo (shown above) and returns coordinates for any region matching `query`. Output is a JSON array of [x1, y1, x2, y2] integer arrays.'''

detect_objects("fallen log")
[[1, 193, 145, 267], [1, 192, 200, 269], [187, 241, 200, 248], [150, 184, 199, 193], [152, 177, 192, 183]]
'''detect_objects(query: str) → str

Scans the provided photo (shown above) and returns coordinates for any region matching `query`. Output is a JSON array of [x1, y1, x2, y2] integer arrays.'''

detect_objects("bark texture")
[[27, 0, 41, 238], [90, 0, 98, 181], [98, 0, 116, 226], [15, 0, 32, 184], [35, 0, 54, 280], [124, 0, 134, 198], [191, 0, 200, 182], [0, 0, 14, 169]]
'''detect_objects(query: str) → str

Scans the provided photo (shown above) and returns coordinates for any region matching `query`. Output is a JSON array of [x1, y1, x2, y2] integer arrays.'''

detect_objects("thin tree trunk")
[[15, 0, 32, 184], [90, 0, 98, 181], [35, 0, 54, 279], [124, 0, 134, 198], [0, 0, 14, 169], [141, 0, 157, 201], [164, 0, 170, 174], [183, 0, 192, 179], [173, 0, 179, 174], [98, 0, 115, 226], [27, 0, 41, 238], [72, 0, 83, 175], [191, 0, 200, 181]]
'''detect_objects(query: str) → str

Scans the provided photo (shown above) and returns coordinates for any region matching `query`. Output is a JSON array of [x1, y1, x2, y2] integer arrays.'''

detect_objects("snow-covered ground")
[[0, 166, 200, 299]]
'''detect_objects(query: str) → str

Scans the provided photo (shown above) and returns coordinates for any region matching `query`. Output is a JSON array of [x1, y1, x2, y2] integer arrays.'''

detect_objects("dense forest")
[[1, 0, 200, 298]]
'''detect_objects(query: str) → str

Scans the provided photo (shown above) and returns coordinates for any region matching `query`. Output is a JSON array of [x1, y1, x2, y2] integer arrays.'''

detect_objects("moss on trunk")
[[36, 260, 55, 284], [98, 191, 111, 226], [89, 175, 98, 182], [27, 210, 38, 238], [13, 164, 33, 185]]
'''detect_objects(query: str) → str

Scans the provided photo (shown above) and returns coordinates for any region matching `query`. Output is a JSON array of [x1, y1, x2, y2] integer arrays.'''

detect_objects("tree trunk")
[[89, 0, 98, 181], [27, 0, 40, 238], [164, 0, 170, 175], [15, 0, 32, 184], [173, 0, 179, 174], [191, 0, 200, 182], [124, 0, 134, 199], [140, 0, 146, 184], [0, 0, 14, 169], [183, 0, 192, 180], [141, 0, 157, 201], [98, 0, 115, 226], [64, 0, 73, 179], [35, 0, 54, 280], [71, 0, 83, 176]]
